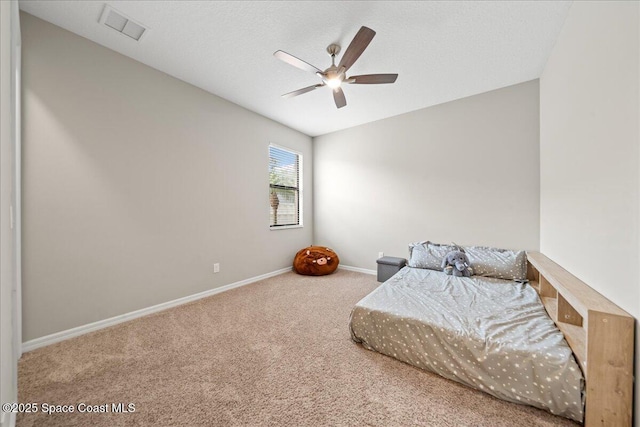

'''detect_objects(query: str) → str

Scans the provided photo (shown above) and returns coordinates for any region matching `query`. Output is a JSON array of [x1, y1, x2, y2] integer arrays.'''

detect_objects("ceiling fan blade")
[[348, 74, 398, 84], [274, 50, 322, 74], [337, 26, 376, 72], [333, 87, 347, 109], [282, 84, 324, 99]]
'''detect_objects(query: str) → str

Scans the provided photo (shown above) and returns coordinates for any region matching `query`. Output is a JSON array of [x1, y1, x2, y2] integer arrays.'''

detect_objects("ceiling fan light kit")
[[322, 44, 342, 89], [274, 26, 398, 109]]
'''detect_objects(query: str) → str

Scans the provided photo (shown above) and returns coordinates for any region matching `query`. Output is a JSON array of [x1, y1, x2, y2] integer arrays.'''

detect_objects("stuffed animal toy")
[[441, 250, 472, 277], [293, 246, 340, 276]]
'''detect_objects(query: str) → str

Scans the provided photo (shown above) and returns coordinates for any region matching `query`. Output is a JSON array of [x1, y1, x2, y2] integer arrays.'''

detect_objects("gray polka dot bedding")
[[349, 267, 584, 422]]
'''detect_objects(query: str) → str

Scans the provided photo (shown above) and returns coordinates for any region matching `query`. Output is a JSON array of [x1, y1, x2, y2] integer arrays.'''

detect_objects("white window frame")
[[268, 143, 303, 230]]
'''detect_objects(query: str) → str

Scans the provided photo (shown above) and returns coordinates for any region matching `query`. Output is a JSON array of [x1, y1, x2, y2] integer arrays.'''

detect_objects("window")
[[269, 144, 302, 228]]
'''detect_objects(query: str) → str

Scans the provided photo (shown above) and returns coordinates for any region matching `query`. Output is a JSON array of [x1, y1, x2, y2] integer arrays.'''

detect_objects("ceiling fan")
[[274, 26, 398, 109]]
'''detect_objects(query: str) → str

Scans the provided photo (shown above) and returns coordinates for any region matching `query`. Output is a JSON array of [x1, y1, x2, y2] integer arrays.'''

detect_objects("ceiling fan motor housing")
[[320, 66, 343, 90]]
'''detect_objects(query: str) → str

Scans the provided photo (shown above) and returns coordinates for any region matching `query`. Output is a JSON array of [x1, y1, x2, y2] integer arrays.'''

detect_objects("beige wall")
[[539, 1, 640, 422], [21, 13, 313, 342], [1, 1, 18, 424], [313, 80, 540, 270]]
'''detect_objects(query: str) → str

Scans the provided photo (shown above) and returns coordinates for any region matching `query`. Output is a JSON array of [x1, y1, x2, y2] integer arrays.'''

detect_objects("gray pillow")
[[408, 241, 460, 270], [463, 245, 527, 280]]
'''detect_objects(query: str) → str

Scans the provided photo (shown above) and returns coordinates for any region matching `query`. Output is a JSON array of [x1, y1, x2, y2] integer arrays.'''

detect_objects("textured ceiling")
[[19, 1, 572, 137]]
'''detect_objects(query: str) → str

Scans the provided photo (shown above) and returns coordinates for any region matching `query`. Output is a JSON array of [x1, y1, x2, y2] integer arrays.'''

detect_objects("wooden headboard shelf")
[[526, 252, 634, 426]]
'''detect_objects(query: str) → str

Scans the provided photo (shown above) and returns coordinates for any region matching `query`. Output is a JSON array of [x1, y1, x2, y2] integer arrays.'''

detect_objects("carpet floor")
[[18, 269, 578, 427]]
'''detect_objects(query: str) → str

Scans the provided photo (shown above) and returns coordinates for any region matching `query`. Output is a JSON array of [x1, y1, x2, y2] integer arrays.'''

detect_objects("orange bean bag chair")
[[293, 246, 340, 276]]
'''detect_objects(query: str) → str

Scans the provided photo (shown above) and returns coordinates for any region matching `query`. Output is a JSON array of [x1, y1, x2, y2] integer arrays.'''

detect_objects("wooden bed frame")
[[526, 252, 634, 426]]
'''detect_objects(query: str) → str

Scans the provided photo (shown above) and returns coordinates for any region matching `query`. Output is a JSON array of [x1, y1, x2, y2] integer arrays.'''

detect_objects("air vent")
[[99, 5, 147, 41]]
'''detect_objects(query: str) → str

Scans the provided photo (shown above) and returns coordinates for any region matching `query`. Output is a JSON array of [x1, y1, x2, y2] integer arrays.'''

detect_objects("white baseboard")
[[339, 265, 376, 276], [22, 267, 292, 353]]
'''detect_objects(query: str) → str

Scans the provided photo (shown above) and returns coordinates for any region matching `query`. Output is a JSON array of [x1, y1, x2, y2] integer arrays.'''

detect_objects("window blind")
[[269, 145, 301, 227]]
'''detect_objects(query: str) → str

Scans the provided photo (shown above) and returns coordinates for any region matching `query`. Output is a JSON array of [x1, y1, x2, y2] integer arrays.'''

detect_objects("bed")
[[350, 250, 634, 425]]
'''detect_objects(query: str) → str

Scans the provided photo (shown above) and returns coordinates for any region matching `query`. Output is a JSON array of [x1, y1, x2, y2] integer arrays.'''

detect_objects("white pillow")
[[408, 241, 460, 271], [463, 245, 527, 280]]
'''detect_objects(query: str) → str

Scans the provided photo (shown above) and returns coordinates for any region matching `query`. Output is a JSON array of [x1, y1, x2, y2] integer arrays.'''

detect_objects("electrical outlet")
[[213, 263, 220, 273], [378, 252, 384, 259]]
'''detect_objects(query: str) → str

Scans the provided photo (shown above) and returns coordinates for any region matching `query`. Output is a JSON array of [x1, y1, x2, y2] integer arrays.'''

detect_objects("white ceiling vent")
[[99, 5, 147, 41]]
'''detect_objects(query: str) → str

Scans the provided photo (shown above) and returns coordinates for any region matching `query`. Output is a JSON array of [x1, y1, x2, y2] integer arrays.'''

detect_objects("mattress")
[[349, 267, 584, 422]]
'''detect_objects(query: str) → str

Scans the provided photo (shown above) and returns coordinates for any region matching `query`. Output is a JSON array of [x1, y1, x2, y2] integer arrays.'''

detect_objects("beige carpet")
[[18, 269, 577, 427]]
